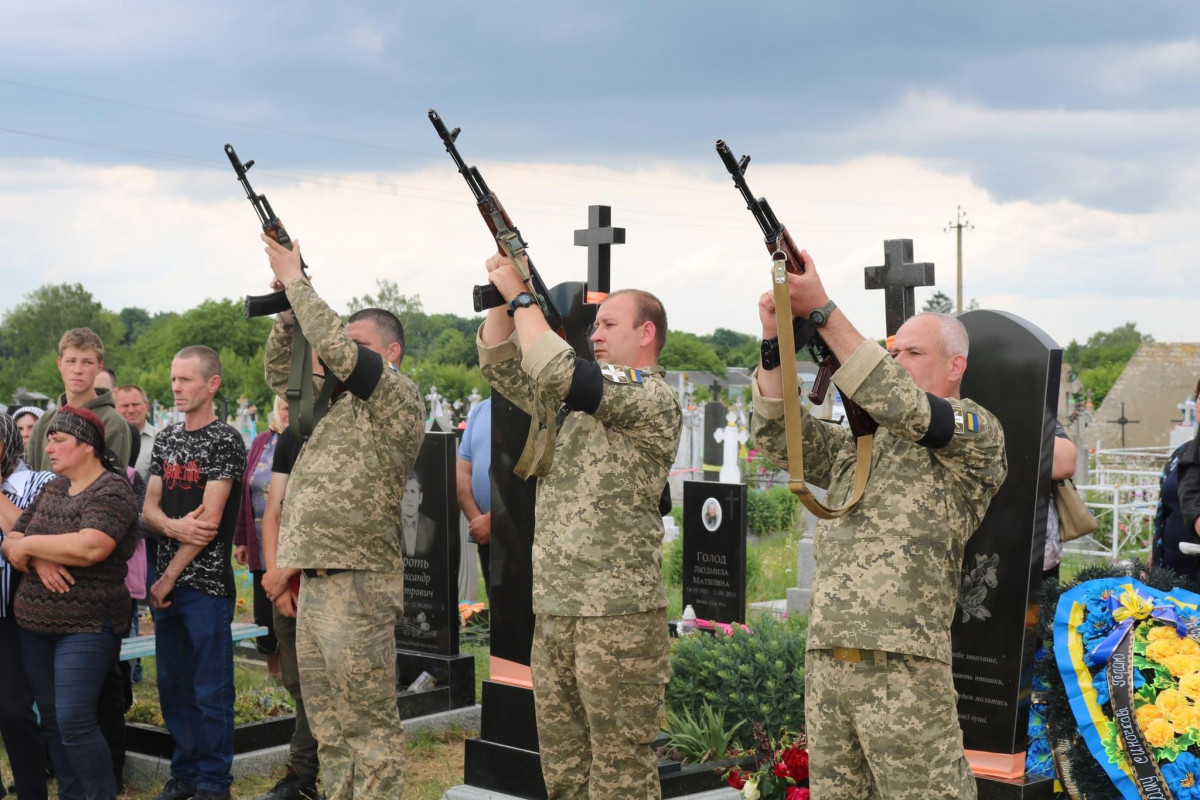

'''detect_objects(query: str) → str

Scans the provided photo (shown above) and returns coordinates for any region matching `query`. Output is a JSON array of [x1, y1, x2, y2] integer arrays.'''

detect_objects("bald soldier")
[[753, 251, 1007, 799], [478, 253, 681, 799]]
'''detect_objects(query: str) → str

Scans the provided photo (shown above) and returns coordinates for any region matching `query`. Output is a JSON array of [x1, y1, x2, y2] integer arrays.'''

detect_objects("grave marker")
[[682, 481, 747, 624]]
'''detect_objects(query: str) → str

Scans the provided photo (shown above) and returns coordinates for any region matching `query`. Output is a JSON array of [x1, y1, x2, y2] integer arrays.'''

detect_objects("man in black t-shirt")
[[142, 346, 245, 800]]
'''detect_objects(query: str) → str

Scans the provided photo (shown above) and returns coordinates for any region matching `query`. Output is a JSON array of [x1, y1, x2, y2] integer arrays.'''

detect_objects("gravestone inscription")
[[682, 481, 747, 624]]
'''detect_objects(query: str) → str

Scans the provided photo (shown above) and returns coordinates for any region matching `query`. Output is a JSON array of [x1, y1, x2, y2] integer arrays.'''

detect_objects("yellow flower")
[[1147, 638, 1182, 662], [1178, 637, 1200, 656], [1181, 674, 1200, 702], [1157, 689, 1189, 712], [1149, 624, 1184, 642], [1144, 718, 1176, 748], [1168, 704, 1200, 735], [1137, 703, 1165, 728], [1164, 654, 1200, 677]]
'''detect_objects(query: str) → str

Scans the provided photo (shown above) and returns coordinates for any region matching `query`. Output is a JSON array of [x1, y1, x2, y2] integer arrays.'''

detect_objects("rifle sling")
[[773, 260, 872, 520], [285, 324, 338, 441]]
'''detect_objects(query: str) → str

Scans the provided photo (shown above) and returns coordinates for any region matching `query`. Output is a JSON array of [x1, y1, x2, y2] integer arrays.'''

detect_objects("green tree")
[[658, 333, 726, 376], [0, 283, 125, 400], [1062, 322, 1152, 406], [119, 307, 153, 346], [921, 291, 955, 314]]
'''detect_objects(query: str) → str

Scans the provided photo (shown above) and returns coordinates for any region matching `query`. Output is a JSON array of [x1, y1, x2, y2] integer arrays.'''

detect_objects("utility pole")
[[944, 206, 973, 314]]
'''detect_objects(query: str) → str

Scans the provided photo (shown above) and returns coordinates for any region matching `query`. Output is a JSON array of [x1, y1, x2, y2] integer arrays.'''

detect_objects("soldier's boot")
[[254, 767, 324, 800]]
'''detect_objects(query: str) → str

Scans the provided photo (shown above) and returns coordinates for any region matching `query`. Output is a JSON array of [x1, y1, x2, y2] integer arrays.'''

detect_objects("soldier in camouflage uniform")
[[477, 252, 682, 800], [261, 235, 426, 800], [752, 250, 1007, 799]]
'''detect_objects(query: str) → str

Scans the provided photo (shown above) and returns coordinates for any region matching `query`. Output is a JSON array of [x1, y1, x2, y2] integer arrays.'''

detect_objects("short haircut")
[[174, 345, 223, 379], [115, 384, 149, 403], [101, 367, 116, 380], [348, 308, 406, 357], [58, 327, 105, 361], [607, 289, 668, 357], [916, 312, 969, 359]]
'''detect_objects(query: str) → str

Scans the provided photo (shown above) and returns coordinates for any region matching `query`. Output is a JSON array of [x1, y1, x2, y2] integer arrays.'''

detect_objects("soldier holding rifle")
[[478, 251, 681, 799], [753, 250, 1006, 799]]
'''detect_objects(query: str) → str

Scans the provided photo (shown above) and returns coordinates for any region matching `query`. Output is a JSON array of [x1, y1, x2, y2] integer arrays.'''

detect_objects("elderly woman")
[[233, 396, 288, 676], [1, 407, 139, 800], [1, 412, 55, 800]]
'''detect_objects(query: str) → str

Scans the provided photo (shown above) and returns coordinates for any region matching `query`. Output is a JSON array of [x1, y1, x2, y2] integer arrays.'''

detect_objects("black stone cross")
[[863, 239, 936, 336], [1107, 402, 1140, 448], [574, 205, 625, 301]]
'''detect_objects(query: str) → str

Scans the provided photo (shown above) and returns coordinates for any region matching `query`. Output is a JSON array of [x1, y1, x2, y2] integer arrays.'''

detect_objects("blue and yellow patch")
[[952, 403, 984, 435], [599, 364, 644, 385]]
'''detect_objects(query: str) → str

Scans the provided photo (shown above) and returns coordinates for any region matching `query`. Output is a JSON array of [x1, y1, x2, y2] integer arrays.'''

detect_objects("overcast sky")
[[2, 2, 1197, 347]]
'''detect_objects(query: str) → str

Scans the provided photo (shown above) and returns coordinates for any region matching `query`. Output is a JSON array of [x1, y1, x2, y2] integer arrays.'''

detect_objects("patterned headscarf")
[[11, 406, 44, 425], [0, 412, 22, 479], [47, 405, 121, 471]]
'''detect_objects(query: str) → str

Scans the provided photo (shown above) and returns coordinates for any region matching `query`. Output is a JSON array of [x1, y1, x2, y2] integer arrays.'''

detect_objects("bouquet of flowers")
[[724, 723, 809, 800]]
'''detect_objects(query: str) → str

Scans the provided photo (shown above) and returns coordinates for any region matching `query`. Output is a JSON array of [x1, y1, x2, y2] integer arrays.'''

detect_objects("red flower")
[[773, 763, 791, 779], [786, 788, 810, 800], [727, 768, 746, 790], [782, 747, 809, 780]]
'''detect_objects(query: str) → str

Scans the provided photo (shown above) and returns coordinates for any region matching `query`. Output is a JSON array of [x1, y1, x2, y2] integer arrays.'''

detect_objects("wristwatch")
[[507, 292, 538, 316], [760, 337, 781, 371], [807, 300, 837, 329]]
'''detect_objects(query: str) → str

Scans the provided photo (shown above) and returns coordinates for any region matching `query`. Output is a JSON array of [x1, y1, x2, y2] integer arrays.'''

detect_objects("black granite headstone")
[[682, 481, 747, 624], [397, 431, 460, 656], [952, 310, 1060, 798]]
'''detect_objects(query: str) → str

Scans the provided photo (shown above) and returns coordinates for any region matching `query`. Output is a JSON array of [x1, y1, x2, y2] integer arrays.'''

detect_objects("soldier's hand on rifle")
[[268, 278, 297, 325], [758, 291, 781, 340], [780, 249, 831, 318], [485, 252, 527, 303], [262, 232, 304, 287]]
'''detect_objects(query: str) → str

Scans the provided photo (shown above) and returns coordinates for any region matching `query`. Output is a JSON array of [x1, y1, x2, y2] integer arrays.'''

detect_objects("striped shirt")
[[1, 462, 56, 617]]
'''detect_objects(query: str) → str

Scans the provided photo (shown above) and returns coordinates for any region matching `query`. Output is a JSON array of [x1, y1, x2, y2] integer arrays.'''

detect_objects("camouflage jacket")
[[479, 328, 682, 616], [265, 278, 425, 572], [752, 340, 1007, 663], [27, 389, 132, 473]]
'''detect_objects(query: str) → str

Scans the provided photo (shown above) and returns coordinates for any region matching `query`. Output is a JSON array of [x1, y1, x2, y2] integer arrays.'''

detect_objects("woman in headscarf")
[[0, 412, 55, 800], [11, 406, 44, 452], [233, 395, 288, 677], [1, 407, 139, 800]]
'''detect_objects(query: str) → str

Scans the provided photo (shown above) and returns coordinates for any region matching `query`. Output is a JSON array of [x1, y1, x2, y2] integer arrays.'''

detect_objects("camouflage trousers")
[[805, 648, 976, 800], [531, 609, 672, 800], [297, 570, 405, 800]]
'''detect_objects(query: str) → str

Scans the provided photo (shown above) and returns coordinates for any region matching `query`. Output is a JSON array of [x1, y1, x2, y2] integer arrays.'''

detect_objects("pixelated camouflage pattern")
[[479, 328, 682, 617], [532, 610, 672, 800], [296, 570, 405, 800], [806, 649, 977, 799], [752, 339, 1007, 663], [26, 388, 132, 472], [265, 277, 426, 572]]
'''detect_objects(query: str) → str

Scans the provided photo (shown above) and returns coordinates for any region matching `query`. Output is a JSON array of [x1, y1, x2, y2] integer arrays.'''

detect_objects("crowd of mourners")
[[0, 327, 317, 800]]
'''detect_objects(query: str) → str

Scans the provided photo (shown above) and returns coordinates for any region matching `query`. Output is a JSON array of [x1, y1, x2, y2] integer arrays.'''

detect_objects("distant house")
[[10, 387, 52, 410], [1091, 343, 1200, 449]]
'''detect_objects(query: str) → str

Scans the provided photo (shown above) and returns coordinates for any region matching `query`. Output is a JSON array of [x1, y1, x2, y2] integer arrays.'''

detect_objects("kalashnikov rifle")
[[224, 143, 325, 438], [717, 139, 876, 518], [428, 109, 564, 336]]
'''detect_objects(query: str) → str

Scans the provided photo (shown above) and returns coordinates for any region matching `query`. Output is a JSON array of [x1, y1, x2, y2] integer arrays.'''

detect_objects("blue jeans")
[[155, 588, 235, 792], [20, 623, 118, 800]]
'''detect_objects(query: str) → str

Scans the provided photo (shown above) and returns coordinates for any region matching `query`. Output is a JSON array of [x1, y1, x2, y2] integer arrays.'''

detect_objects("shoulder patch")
[[950, 401, 984, 435], [599, 364, 645, 386]]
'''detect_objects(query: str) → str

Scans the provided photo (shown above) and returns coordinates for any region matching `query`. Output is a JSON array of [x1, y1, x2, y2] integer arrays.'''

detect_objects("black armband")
[[917, 393, 956, 449], [343, 345, 385, 400], [658, 483, 672, 517], [563, 358, 603, 413]]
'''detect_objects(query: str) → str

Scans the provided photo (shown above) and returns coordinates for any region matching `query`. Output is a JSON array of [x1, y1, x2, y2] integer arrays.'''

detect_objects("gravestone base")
[[396, 650, 475, 720], [785, 534, 815, 617], [976, 774, 1057, 798]]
